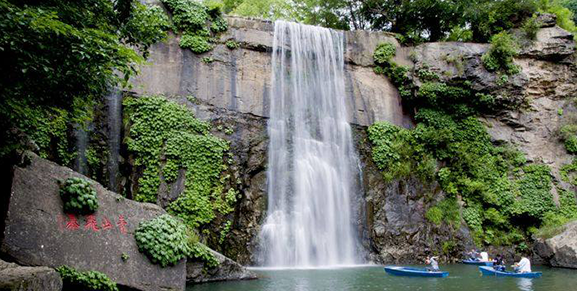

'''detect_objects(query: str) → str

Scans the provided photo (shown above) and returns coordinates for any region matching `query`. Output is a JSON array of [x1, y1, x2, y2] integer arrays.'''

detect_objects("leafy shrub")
[[121, 3, 172, 56], [201, 57, 214, 63], [367, 121, 436, 182], [522, 15, 541, 40], [426, 198, 461, 228], [56, 266, 118, 291], [190, 243, 219, 268], [561, 158, 577, 185], [482, 32, 520, 75], [373, 42, 396, 65], [559, 123, 577, 153], [161, 0, 227, 54], [162, 0, 210, 31], [513, 164, 555, 220], [225, 39, 240, 49], [134, 214, 192, 267], [425, 206, 443, 225], [565, 136, 577, 153], [468, 0, 537, 42], [539, 0, 577, 33], [59, 177, 98, 214], [180, 34, 212, 54]]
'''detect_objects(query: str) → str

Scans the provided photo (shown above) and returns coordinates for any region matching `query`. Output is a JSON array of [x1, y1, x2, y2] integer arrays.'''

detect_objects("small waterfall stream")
[[106, 87, 122, 191], [73, 124, 88, 175], [259, 21, 361, 268]]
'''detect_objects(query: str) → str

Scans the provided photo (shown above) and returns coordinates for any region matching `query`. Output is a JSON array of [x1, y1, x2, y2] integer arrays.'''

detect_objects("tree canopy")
[[225, 0, 577, 42], [0, 0, 170, 157]]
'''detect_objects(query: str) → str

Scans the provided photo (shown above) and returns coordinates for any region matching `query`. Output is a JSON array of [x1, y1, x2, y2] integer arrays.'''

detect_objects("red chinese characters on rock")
[[101, 217, 113, 230], [117, 215, 128, 234], [59, 214, 128, 235], [65, 214, 80, 230], [84, 215, 100, 232]]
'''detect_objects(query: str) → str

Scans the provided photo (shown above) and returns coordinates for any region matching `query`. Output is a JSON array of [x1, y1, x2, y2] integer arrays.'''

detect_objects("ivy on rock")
[[134, 214, 192, 267], [368, 40, 577, 247], [59, 177, 98, 214], [56, 265, 118, 291], [123, 95, 237, 231]]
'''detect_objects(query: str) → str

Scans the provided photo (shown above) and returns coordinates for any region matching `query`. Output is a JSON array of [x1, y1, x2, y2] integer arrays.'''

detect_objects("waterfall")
[[259, 21, 361, 268], [106, 87, 122, 191], [73, 123, 88, 175]]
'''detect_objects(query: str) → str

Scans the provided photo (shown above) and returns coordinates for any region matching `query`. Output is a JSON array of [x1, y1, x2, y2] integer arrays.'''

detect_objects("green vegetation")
[[225, 39, 240, 49], [0, 0, 169, 163], [560, 124, 577, 154], [190, 242, 219, 267], [368, 39, 577, 246], [426, 198, 461, 228], [161, 0, 228, 53], [134, 214, 192, 267], [124, 96, 237, 230], [482, 32, 520, 75], [59, 177, 98, 214], [56, 266, 118, 291], [522, 15, 542, 40], [539, 0, 577, 33]]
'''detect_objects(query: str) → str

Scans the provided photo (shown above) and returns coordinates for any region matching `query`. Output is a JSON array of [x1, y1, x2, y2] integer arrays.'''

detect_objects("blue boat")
[[384, 266, 449, 278], [462, 259, 494, 266], [479, 266, 542, 278]]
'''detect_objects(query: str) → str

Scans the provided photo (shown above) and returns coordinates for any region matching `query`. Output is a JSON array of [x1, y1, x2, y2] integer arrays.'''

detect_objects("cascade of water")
[[107, 87, 122, 191], [73, 124, 88, 175], [259, 21, 361, 268]]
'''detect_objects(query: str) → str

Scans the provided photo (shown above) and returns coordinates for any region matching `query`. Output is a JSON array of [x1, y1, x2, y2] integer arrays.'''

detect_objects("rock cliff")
[[4, 12, 575, 271], [126, 14, 577, 265]]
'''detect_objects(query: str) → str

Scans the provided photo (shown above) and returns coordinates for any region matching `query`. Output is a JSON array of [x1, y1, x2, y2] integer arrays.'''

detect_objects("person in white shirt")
[[514, 257, 532, 273], [480, 251, 489, 261], [426, 256, 440, 272]]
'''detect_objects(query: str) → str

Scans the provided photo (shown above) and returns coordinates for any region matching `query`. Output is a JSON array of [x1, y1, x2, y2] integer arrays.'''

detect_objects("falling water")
[[107, 87, 122, 191], [259, 21, 360, 268], [73, 124, 88, 175]]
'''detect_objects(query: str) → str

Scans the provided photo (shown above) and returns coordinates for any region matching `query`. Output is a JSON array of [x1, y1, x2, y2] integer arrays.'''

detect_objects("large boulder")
[[0, 259, 62, 291], [186, 247, 257, 283], [534, 221, 577, 268], [1, 153, 186, 291]]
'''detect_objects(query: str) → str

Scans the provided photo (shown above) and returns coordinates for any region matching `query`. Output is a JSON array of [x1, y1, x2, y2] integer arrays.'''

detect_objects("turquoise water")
[[188, 265, 577, 291]]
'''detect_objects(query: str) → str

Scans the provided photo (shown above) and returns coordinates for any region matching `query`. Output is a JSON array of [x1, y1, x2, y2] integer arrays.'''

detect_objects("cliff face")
[[130, 16, 412, 128], [41, 10, 569, 266]]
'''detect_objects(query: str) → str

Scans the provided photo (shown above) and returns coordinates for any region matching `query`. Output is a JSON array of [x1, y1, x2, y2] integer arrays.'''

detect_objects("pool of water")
[[188, 264, 577, 291]]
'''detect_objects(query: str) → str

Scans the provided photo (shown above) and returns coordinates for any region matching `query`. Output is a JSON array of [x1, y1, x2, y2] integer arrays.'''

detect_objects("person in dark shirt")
[[493, 254, 505, 271]]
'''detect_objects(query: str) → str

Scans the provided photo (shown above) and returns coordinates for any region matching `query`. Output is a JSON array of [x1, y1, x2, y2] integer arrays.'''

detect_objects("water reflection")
[[189, 265, 577, 291], [517, 278, 533, 291]]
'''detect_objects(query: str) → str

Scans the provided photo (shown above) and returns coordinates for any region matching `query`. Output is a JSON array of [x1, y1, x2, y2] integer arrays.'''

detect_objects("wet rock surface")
[[534, 221, 577, 269], [354, 128, 473, 263], [0, 259, 62, 291], [187, 247, 257, 283], [1, 153, 186, 291]]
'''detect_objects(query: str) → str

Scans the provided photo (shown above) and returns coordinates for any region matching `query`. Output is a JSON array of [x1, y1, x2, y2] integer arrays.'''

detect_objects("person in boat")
[[425, 256, 440, 272], [480, 251, 489, 262], [493, 254, 506, 272], [513, 256, 532, 273], [467, 249, 479, 261]]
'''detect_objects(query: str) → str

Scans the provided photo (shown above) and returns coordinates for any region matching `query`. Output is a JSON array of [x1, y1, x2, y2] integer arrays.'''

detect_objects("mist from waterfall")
[[259, 21, 361, 268]]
